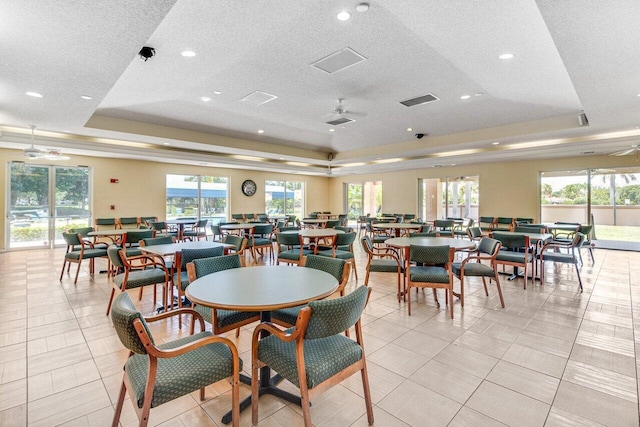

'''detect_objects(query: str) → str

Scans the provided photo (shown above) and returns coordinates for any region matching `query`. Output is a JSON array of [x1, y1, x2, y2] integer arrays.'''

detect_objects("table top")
[[87, 229, 129, 237], [301, 219, 328, 224], [220, 223, 263, 230], [543, 223, 581, 231], [186, 265, 338, 311], [141, 240, 234, 256], [385, 236, 476, 250], [282, 229, 344, 238], [492, 231, 553, 243], [374, 223, 422, 229], [375, 217, 398, 221], [166, 219, 198, 225]]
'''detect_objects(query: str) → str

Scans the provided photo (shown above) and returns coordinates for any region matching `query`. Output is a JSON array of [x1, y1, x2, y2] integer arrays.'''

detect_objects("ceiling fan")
[[611, 143, 640, 157], [23, 125, 70, 160], [325, 98, 367, 125]]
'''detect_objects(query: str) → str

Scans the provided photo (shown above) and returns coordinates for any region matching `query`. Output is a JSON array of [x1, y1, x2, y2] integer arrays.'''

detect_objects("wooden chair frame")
[[453, 239, 504, 308], [407, 246, 456, 318]]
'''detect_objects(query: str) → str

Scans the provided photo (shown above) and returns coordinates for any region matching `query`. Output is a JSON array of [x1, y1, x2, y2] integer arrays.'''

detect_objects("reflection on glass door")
[[344, 181, 382, 222], [8, 164, 90, 249], [441, 176, 479, 220], [345, 183, 363, 221]]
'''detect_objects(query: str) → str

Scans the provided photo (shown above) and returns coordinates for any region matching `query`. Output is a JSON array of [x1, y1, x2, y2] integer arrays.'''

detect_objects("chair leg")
[[251, 359, 260, 425], [494, 273, 505, 308], [111, 380, 127, 427], [481, 276, 489, 296], [448, 288, 454, 319], [460, 276, 465, 307], [575, 263, 583, 292], [360, 362, 374, 425], [73, 260, 81, 284], [59, 259, 67, 281], [106, 288, 116, 316], [432, 288, 440, 308], [407, 285, 412, 315]]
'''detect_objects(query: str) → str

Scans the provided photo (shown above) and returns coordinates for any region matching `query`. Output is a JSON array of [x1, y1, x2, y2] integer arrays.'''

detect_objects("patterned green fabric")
[[492, 232, 527, 250], [360, 236, 374, 253], [252, 224, 273, 235], [258, 332, 362, 389], [452, 262, 494, 277], [65, 248, 107, 260], [370, 259, 402, 272], [124, 230, 154, 245], [306, 285, 369, 339], [119, 217, 138, 226], [142, 236, 174, 246], [410, 244, 450, 265], [107, 245, 124, 269], [271, 305, 305, 325], [192, 254, 241, 276], [222, 235, 244, 251], [96, 218, 116, 226], [110, 292, 154, 354], [477, 237, 499, 256], [69, 227, 94, 238], [304, 255, 345, 281], [410, 266, 450, 283], [174, 247, 224, 289], [495, 251, 531, 263], [259, 286, 368, 388], [62, 232, 82, 246], [125, 331, 239, 408], [114, 268, 167, 289], [317, 249, 354, 260], [276, 232, 302, 246], [468, 227, 483, 239]]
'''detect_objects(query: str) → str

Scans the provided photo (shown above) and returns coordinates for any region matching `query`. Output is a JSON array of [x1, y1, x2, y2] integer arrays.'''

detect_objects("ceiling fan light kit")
[[22, 125, 70, 160]]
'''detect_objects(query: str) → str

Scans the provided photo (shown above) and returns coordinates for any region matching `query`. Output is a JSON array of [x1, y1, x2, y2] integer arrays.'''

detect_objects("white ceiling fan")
[[23, 125, 70, 160], [611, 143, 640, 157], [325, 98, 367, 125]]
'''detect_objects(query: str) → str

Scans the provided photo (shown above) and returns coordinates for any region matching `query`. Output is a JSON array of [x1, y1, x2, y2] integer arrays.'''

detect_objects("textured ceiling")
[[1, 0, 640, 175]]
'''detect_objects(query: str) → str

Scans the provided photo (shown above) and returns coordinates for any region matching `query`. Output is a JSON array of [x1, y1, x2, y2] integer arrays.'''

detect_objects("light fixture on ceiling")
[[356, 3, 370, 12], [181, 50, 196, 57], [337, 10, 351, 21], [460, 95, 471, 100], [499, 53, 515, 59], [213, 91, 222, 95], [23, 125, 70, 160], [163, 142, 171, 145], [329, 129, 335, 132], [406, 128, 413, 132], [492, 141, 500, 145], [201, 96, 211, 102], [26, 91, 43, 98], [80, 95, 92, 100], [258, 129, 265, 134]]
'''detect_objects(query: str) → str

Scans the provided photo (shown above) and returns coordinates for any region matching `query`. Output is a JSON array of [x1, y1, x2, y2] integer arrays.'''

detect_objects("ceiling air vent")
[[312, 47, 367, 74], [326, 117, 355, 126], [240, 91, 278, 106], [400, 93, 440, 107]]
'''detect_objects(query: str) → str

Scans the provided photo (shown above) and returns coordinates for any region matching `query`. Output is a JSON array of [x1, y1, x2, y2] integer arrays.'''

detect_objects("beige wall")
[[0, 148, 329, 250], [3, 144, 639, 251]]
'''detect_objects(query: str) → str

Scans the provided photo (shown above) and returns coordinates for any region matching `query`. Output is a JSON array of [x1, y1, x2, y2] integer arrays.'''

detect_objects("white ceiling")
[[1, 0, 640, 175]]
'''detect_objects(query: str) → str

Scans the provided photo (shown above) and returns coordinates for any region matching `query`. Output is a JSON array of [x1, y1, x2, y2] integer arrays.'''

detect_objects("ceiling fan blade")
[[612, 148, 635, 156], [344, 110, 367, 118]]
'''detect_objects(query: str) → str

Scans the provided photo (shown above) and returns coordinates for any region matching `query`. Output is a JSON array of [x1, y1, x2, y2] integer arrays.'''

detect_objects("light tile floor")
[[1, 243, 639, 426]]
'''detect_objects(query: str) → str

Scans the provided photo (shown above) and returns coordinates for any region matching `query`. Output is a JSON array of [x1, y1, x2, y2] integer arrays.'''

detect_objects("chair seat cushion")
[[496, 252, 531, 263], [278, 249, 312, 261], [65, 248, 108, 260], [172, 271, 189, 291], [258, 329, 362, 389], [369, 259, 402, 273], [316, 250, 354, 260], [125, 331, 239, 408], [193, 305, 259, 329], [452, 262, 494, 277], [271, 305, 305, 326], [114, 268, 167, 289], [539, 252, 578, 264], [248, 238, 272, 247], [124, 248, 143, 257], [410, 266, 450, 283]]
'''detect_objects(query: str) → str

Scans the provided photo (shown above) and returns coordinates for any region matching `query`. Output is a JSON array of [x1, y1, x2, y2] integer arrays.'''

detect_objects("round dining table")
[[186, 265, 338, 424], [281, 228, 344, 253], [374, 222, 423, 237], [385, 236, 476, 267]]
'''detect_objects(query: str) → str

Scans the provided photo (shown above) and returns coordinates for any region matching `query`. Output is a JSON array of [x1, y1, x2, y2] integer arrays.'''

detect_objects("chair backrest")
[[150, 221, 167, 232], [140, 216, 158, 226], [334, 232, 356, 247], [107, 245, 124, 268], [180, 247, 224, 269], [257, 214, 269, 222], [190, 254, 242, 280], [360, 236, 375, 255], [335, 226, 353, 233], [495, 217, 514, 226], [123, 229, 154, 245], [467, 226, 483, 240], [287, 215, 296, 223], [479, 216, 495, 227], [195, 219, 208, 228], [252, 224, 273, 235], [515, 217, 534, 225], [141, 236, 174, 246], [326, 220, 341, 228], [278, 226, 300, 232], [210, 224, 222, 236], [303, 255, 346, 282], [119, 217, 139, 228], [110, 292, 153, 354], [62, 232, 82, 247], [276, 232, 302, 246], [404, 214, 416, 220], [435, 219, 454, 230], [572, 232, 586, 248], [245, 213, 255, 220], [69, 227, 94, 238], [231, 213, 245, 221], [410, 245, 451, 265], [412, 231, 440, 237], [477, 237, 501, 256], [305, 285, 370, 340], [222, 234, 246, 251], [491, 232, 529, 250], [514, 225, 547, 234], [96, 218, 117, 229], [578, 224, 593, 237]]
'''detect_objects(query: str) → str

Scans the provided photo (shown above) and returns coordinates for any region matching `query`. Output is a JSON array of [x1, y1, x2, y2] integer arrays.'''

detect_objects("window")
[[166, 174, 228, 223], [265, 180, 304, 218], [419, 176, 478, 221], [344, 181, 382, 220]]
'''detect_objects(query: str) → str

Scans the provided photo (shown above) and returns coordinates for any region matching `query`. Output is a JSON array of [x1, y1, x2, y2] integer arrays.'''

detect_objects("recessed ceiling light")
[[329, 129, 335, 132], [450, 164, 456, 166], [492, 141, 500, 145], [499, 53, 515, 60], [80, 95, 92, 100], [406, 128, 413, 132], [213, 91, 221, 95], [337, 10, 351, 21], [279, 157, 284, 160], [26, 91, 42, 98], [474, 93, 484, 97], [637, 93, 640, 97], [181, 50, 196, 57], [258, 129, 264, 134], [356, 3, 370, 12], [201, 96, 211, 102], [460, 95, 471, 100]]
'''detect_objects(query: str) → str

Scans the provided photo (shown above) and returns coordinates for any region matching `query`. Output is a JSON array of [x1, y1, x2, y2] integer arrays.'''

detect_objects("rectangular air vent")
[[326, 117, 355, 126], [399, 93, 440, 107], [240, 91, 278, 106], [312, 47, 367, 74]]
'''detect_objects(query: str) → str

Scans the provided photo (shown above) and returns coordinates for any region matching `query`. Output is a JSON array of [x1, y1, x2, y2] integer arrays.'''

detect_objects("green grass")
[[593, 225, 640, 242]]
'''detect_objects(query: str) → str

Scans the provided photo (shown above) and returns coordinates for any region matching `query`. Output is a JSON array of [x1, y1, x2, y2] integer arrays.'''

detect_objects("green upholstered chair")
[[271, 255, 351, 329], [118, 216, 139, 229], [173, 246, 225, 325], [452, 237, 505, 308], [407, 245, 455, 317], [537, 232, 585, 292], [244, 213, 256, 221], [325, 219, 341, 228], [276, 232, 312, 266], [479, 216, 496, 233], [122, 229, 154, 257], [256, 213, 269, 222], [251, 285, 374, 427], [287, 214, 296, 226], [335, 226, 354, 234], [466, 226, 483, 242], [140, 216, 158, 227], [412, 231, 440, 237], [95, 217, 117, 230], [552, 224, 595, 265], [139, 236, 176, 271], [316, 232, 358, 279], [209, 224, 225, 241], [514, 225, 548, 234], [149, 221, 178, 238], [403, 214, 416, 221], [361, 236, 404, 301], [454, 218, 475, 238], [246, 223, 274, 261], [492, 217, 514, 232], [231, 213, 245, 222], [492, 231, 533, 289], [69, 226, 108, 249], [106, 245, 170, 316], [434, 219, 455, 237], [338, 213, 348, 226], [59, 232, 108, 284], [365, 222, 390, 246], [221, 235, 248, 265], [515, 217, 534, 225], [183, 219, 208, 241], [110, 292, 241, 427], [186, 254, 260, 336]]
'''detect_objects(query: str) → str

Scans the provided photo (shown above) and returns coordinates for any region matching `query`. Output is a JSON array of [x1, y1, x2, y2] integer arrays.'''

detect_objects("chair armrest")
[[144, 308, 206, 332], [252, 321, 300, 343], [126, 254, 167, 268], [149, 334, 240, 360]]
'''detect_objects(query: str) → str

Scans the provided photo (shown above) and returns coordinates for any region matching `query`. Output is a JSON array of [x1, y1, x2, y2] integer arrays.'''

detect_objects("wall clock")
[[241, 179, 257, 197]]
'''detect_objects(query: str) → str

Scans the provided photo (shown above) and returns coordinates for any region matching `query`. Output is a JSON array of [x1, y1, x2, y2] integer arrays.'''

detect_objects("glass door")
[[7, 163, 91, 249], [345, 183, 363, 222]]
